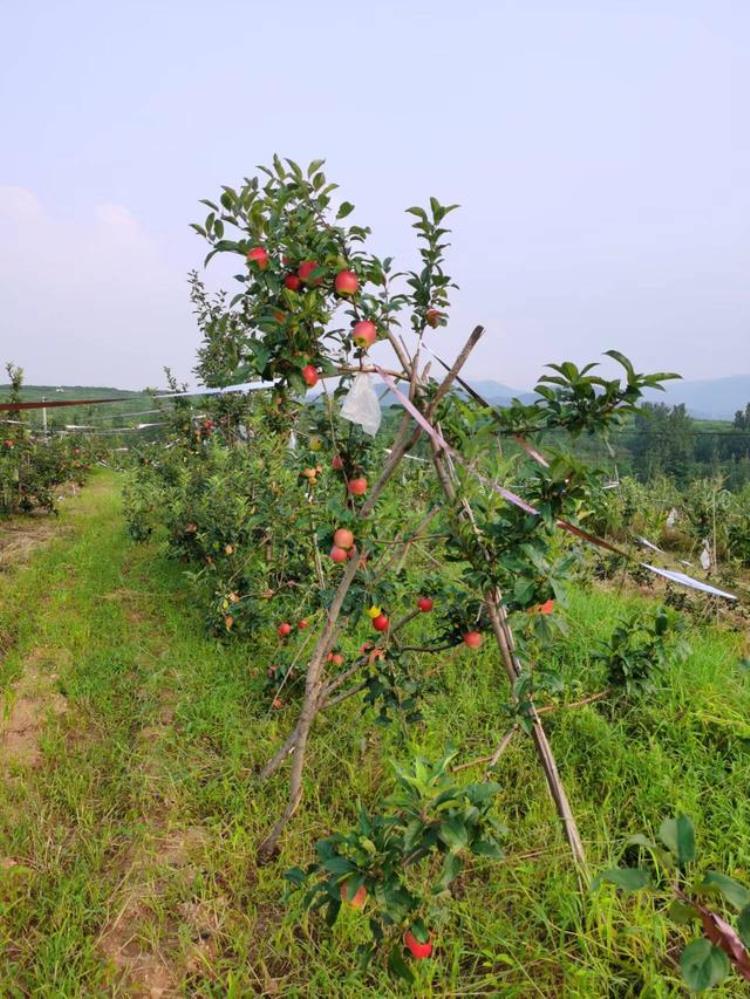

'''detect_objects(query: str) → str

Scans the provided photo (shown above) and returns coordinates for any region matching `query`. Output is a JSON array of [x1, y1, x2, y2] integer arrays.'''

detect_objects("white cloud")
[[0, 186, 44, 221], [0, 189, 194, 388]]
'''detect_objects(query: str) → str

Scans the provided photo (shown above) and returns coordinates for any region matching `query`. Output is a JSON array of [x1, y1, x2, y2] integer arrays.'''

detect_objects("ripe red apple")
[[277, 622, 292, 637], [348, 477, 368, 496], [333, 527, 354, 550], [298, 619, 309, 630], [247, 246, 269, 270], [463, 631, 482, 648], [425, 308, 443, 328], [284, 273, 302, 291], [404, 930, 432, 959], [330, 653, 344, 667], [352, 320, 377, 349], [330, 545, 348, 564], [298, 260, 322, 285], [340, 882, 367, 908], [334, 269, 359, 296], [331, 454, 344, 471], [301, 365, 319, 388], [372, 614, 389, 632], [417, 596, 434, 613]]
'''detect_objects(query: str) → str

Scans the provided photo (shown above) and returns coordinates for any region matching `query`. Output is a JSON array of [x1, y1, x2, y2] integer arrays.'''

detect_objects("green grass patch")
[[1, 472, 749, 995]]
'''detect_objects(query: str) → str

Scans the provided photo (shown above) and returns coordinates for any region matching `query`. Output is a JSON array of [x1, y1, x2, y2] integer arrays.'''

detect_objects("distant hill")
[[642, 375, 750, 420], [451, 375, 750, 421], [0, 384, 159, 432], [458, 380, 537, 407]]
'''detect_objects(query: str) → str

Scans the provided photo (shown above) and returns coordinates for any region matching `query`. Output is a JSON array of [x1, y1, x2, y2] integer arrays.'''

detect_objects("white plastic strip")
[[636, 536, 664, 553], [156, 380, 276, 398], [642, 565, 737, 600]]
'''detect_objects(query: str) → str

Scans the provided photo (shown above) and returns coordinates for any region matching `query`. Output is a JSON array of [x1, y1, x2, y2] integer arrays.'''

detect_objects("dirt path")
[[0, 473, 239, 996]]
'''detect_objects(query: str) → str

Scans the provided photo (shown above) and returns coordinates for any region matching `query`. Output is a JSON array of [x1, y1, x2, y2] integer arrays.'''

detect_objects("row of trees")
[[0, 364, 98, 516], [563, 402, 750, 489]]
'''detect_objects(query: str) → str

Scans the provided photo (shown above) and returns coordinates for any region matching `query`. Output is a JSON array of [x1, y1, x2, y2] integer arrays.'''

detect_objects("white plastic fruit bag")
[[340, 373, 382, 436]]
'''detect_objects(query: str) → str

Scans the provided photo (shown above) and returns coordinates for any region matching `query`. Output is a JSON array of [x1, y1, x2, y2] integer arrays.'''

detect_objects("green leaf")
[[701, 871, 750, 912], [624, 833, 657, 851], [668, 899, 698, 925], [336, 201, 355, 219], [283, 866, 307, 886], [679, 938, 729, 992], [738, 904, 750, 948], [387, 944, 415, 982], [472, 838, 503, 859], [410, 918, 429, 943], [324, 898, 342, 927], [438, 816, 469, 851], [436, 851, 463, 890], [591, 867, 650, 892], [659, 814, 696, 867], [321, 856, 355, 875]]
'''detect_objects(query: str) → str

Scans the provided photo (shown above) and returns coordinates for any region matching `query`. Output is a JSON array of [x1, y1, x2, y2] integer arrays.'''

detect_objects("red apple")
[[284, 273, 302, 291], [352, 320, 377, 349], [301, 365, 319, 388], [333, 528, 354, 550], [417, 596, 434, 613], [425, 308, 443, 328], [298, 260, 322, 285], [298, 619, 309, 630], [463, 631, 482, 648], [538, 599, 555, 615], [340, 882, 367, 908], [334, 269, 359, 296], [404, 930, 432, 959], [247, 246, 269, 270], [372, 614, 389, 632], [330, 545, 348, 564], [277, 622, 292, 638], [348, 477, 368, 496], [331, 454, 344, 471]]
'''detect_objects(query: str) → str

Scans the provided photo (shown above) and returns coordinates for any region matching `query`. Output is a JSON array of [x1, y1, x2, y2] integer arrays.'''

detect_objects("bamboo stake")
[[430, 433, 588, 872]]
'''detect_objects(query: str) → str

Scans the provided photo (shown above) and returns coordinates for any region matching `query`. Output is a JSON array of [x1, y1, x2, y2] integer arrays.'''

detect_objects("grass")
[[1, 471, 749, 995]]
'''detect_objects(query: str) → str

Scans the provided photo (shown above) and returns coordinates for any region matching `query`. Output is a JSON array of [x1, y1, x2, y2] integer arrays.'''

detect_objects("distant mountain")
[[0, 384, 144, 402], [458, 380, 537, 407], [642, 375, 750, 420], [450, 375, 750, 421]]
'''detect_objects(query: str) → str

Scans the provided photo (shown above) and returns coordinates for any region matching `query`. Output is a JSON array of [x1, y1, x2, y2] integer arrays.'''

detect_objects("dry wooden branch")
[[451, 725, 518, 773]]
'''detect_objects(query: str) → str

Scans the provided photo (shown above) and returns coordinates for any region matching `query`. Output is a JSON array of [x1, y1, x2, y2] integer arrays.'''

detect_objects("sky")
[[1, 0, 748, 391]]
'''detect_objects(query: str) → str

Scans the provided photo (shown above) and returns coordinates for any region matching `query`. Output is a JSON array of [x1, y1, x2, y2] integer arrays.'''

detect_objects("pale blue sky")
[[1, 1, 748, 389]]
